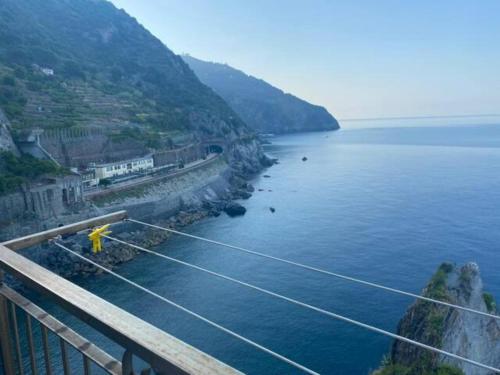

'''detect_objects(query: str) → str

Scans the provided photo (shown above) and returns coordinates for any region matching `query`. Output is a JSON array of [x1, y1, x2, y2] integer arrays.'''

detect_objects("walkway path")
[[84, 153, 221, 199]]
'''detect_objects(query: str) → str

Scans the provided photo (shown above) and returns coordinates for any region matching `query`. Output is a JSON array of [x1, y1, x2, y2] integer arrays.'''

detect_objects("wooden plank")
[[0, 294, 16, 375], [1, 211, 128, 251], [0, 285, 122, 375], [0, 245, 242, 375]]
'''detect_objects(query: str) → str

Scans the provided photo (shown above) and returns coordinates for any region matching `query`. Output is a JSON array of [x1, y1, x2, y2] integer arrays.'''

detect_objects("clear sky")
[[110, 0, 499, 119]]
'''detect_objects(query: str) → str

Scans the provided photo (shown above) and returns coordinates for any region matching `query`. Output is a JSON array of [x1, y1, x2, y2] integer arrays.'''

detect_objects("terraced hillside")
[[0, 0, 252, 144]]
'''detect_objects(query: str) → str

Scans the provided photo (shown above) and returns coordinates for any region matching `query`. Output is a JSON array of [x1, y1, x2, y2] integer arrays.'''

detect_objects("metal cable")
[[126, 218, 500, 321], [52, 242, 319, 375], [101, 235, 500, 374]]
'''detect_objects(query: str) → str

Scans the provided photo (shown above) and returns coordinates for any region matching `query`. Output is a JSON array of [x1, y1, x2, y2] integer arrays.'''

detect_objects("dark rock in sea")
[[233, 189, 252, 200], [224, 202, 247, 217], [269, 207, 275, 213], [302, 156, 308, 161], [260, 156, 277, 167], [258, 189, 264, 192], [263, 175, 271, 178]]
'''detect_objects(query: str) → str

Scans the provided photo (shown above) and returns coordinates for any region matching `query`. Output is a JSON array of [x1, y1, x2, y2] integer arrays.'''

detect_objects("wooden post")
[[0, 294, 15, 375]]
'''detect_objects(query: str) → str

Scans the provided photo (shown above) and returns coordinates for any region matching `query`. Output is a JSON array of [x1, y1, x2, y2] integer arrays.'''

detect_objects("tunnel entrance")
[[206, 144, 223, 154]]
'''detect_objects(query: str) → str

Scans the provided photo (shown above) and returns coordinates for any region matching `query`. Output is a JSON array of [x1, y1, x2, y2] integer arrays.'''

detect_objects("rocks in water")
[[302, 156, 308, 161], [233, 189, 252, 200], [269, 207, 275, 213], [258, 188, 264, 191], [224, 202, 247, 217], [263, 175, 271, 178]]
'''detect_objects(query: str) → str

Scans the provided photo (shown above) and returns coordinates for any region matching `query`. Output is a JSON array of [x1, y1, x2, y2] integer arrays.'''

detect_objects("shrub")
[[2, 75, 16, 86], [483, 293, 496, 312], [0, 151, 63, 195], [99, 178, 111, 187]]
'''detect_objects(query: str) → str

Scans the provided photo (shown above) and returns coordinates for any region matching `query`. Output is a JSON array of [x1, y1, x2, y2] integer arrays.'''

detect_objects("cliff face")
[[377, 263, 499, 375], [0, 109, 18, 154], [183, 55, 340, 134]]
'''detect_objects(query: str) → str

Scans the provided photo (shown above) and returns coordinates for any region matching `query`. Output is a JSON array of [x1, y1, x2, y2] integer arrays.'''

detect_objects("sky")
[[110, 0, 500, 119]]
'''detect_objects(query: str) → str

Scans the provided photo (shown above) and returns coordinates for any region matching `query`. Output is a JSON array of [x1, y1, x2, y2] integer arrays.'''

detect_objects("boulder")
[[224, 202, 246, 217]]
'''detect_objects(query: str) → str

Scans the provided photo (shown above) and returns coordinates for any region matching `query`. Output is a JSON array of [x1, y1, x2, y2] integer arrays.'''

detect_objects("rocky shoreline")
[[35, 158, 272, 279]]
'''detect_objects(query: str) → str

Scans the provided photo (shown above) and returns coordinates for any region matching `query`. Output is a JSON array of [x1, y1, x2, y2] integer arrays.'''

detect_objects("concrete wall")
[[153, 143, 204, 167], [96, 157, 231, 221], [39, 128, 148, 167], [0, 175, 85, 239]]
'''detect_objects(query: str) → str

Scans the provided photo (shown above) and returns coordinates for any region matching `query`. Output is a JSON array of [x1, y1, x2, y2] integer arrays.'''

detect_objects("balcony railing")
[[0, 211, 240, 375]]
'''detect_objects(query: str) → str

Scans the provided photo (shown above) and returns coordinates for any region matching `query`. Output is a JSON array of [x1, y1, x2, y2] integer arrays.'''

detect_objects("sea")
[[15, 116, 500, 374]]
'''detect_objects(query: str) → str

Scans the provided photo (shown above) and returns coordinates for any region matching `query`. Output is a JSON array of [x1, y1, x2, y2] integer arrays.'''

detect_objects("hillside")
[[183, 55, 339, 134], [0, 0, 252, 142]]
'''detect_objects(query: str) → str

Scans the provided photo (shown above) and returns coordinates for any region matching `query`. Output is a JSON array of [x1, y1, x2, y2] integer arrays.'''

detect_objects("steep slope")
[[0, 0, 253, 143], [0, 109, 17, 154], [183, 55, 340, 134], [375, 263, 499, 375]]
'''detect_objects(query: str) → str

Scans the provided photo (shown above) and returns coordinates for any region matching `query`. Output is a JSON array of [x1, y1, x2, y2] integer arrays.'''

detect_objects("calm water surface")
[[23, 121, 500, 374]]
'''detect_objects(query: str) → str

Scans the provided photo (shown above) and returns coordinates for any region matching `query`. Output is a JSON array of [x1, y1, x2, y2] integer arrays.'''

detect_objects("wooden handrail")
[[0, 244, 240, 374], [1, 210, 128, 251]]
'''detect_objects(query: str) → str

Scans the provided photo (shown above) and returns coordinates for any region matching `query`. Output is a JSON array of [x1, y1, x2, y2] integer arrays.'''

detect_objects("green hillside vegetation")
[[0, 0, 249, 139], [183, 55, 339, 134], [0, 151, 64, 194]]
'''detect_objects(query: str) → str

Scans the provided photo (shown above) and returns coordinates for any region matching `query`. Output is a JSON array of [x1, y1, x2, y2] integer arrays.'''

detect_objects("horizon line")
[[339, 114, 500, 122]]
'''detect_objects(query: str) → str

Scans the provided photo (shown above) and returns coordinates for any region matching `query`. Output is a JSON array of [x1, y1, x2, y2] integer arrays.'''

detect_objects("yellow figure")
[[88, 224, 112, 253]]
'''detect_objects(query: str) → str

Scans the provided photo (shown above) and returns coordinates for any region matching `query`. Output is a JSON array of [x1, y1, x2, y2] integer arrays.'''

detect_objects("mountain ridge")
[[183, 55, 340, 134]]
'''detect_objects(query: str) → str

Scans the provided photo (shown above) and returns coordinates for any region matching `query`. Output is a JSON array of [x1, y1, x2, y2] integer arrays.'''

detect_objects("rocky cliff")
[[183, 55, 340, 134], [376, 263, 499, 375], [0, 109, 18, 154]]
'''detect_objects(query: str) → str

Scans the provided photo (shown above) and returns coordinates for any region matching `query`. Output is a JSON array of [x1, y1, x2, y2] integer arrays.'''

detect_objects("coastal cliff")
[[183, 55, 340, 134], [0, 0, 272, 240], [376, 263, 499, 375]]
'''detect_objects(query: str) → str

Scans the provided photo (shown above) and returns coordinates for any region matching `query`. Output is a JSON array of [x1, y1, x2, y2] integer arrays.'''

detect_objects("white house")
[[41, 68, 54, 76], [92, 155, 154, 180]]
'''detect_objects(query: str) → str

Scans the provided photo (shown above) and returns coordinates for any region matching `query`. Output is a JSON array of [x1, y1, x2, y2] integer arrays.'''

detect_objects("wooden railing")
[[0, 211, 240, 375]]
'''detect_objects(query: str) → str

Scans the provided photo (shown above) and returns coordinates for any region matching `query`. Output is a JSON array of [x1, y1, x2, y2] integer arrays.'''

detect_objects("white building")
[[93, 155, 154, 180], [41, 68, 54, 76]]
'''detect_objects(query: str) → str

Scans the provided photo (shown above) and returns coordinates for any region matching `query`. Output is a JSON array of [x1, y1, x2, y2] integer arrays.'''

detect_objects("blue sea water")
[[17, 120, 500, 374]]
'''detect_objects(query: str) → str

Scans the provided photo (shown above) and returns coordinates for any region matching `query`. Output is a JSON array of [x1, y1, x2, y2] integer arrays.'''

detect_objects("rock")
[[263, 175, 271, 178], [258, 189, 264, 192], [269, 207, 275, 213], [302, 156, 308, 161], [374, 262, 500, 375], [233, 189, 252, 199], [224, 202, 246, 217]]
